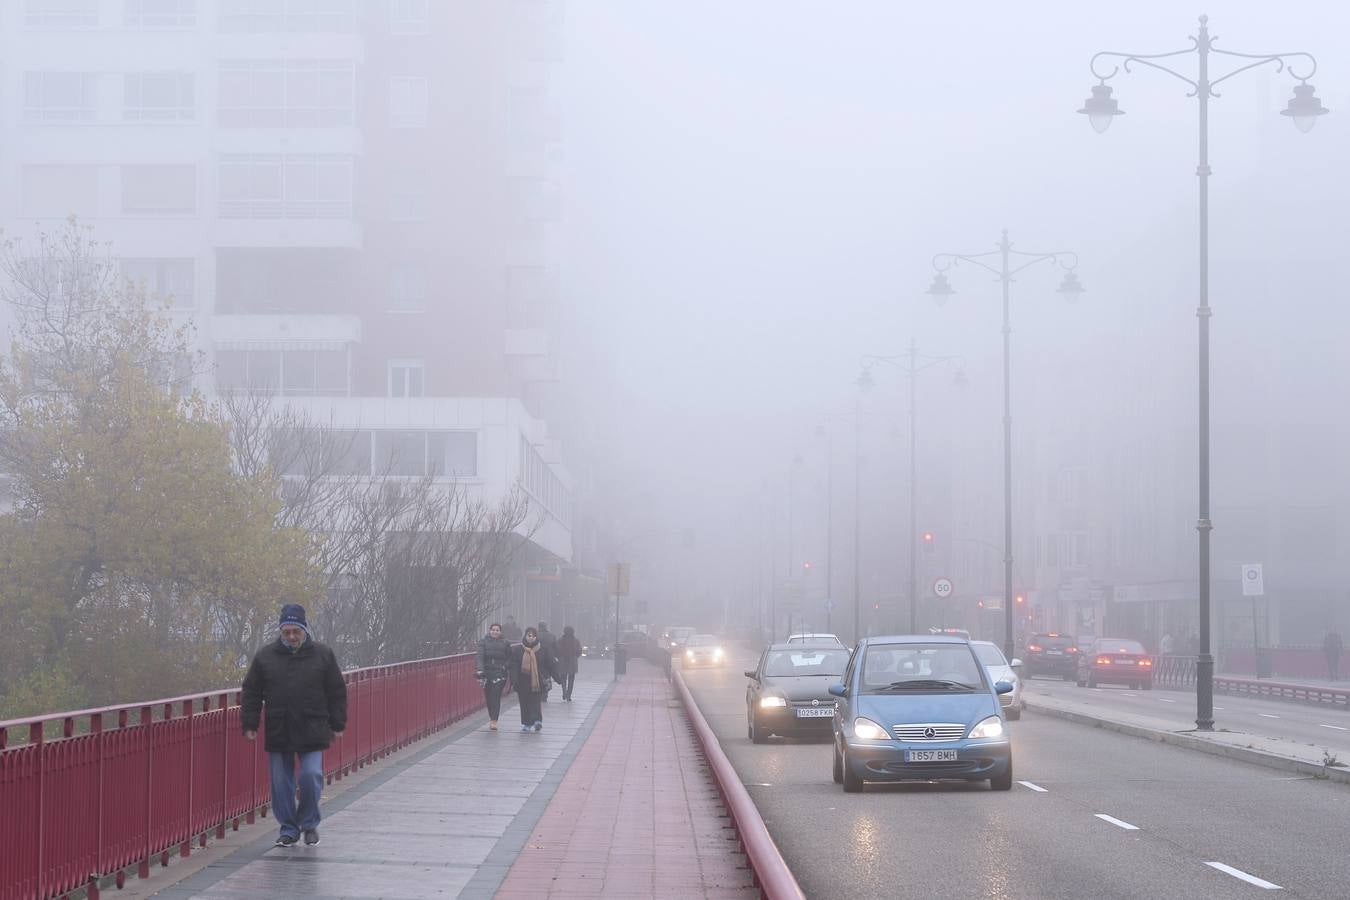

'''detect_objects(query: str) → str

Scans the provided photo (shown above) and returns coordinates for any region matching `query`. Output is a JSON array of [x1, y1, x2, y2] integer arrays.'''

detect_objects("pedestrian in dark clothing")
[[557, 626, 582, 701], [537, 622, 558, 701], [476, 622, 512, 730], [502, 616, 522, 643], [1324, 631, 1343, 681], [510, 627, 556, 732], [241, 604, 347, 848]]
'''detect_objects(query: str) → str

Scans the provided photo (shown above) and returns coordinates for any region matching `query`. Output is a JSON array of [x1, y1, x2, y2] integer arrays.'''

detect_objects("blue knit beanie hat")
[[280, 603, 308, 630]]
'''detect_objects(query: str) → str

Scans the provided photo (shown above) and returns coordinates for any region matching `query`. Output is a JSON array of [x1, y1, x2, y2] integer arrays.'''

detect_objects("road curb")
[[1025, 699, 1350, 785]]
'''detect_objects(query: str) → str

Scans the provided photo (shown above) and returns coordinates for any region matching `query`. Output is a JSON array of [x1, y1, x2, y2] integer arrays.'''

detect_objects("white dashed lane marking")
[[1318, 724, 1347, 731], [1094, 813, 1140, 831], [1017, 781, 1047, 792], [1259, 714, 1280, 719], [1205, 862, 1282, 890]]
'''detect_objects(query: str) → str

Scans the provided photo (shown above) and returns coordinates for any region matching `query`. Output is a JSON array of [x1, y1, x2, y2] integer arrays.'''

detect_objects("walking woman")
[[510, 626, 556, 732], [557, 625, 582, 701], [476, 622, 512, 731]]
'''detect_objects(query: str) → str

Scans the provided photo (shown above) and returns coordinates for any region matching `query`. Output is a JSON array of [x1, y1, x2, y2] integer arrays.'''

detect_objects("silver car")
[[972, 641, 1024, 720]]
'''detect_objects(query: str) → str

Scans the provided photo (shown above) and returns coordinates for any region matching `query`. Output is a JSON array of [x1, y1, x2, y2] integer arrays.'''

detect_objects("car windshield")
[[860, 643, 984, 692], [763, 649, 850, 677], [1031, 634, 1074, 649], [973, 643, 1008, 667], [689, 635, 719, 647], [1098, 640, 1146, 654]]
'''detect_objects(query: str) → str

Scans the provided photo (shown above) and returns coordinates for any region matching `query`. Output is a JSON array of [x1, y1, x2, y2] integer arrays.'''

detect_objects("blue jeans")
[[269, 750, 324, 838]]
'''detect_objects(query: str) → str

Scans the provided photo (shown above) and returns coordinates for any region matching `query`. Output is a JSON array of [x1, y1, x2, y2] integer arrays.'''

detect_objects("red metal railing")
[[672, 669, 804, 900], [0, 652, 487, 900]]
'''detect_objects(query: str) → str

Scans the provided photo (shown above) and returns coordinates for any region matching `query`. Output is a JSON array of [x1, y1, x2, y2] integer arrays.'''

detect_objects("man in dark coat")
[[556, 626, 582, 701], [537, 622, 559, 701], [476, 622, 513, 730], [241, 603, 347, 847], [502, 616, 523, 642]]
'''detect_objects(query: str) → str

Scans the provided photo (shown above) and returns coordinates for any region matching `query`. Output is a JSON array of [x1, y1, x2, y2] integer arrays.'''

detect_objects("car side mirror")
[[828, 683, 847, 698], [1010, 658, 1023, 669], [744, 670, 758, 680], [994, 681, 1014, 695]]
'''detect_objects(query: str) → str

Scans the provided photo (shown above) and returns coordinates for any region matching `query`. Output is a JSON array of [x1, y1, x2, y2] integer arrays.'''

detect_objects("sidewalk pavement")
[[1025, 689, 1350, 786], [496, 660, 754, 898]]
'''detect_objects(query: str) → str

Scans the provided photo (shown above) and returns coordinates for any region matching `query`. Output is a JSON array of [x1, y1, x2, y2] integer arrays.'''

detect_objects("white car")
[[786, 632, 844, 647], [971, 640, 1024, 720]]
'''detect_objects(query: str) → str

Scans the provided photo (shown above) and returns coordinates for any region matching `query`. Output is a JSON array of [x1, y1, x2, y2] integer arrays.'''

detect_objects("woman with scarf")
[[510, 626, 557, 732]]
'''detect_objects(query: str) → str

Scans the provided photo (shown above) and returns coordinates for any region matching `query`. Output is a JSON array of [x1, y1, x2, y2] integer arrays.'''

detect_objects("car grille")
[[789, 699, 835, 709], [892, 723, 966, 741]]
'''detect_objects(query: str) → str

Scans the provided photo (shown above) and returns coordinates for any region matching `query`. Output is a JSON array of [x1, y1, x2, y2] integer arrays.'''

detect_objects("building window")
[[389, 0, 429, 34], [371, 430, 477, 478], [389, 76, 428, 128], [388, 359, 424, 398], [24, 72, 96, 123], [124, 0, 196, 27], [518, 436, 571, 525], [121, 258, 196, 308], [219, 0, 355, 33], [25, 0, 98, 29], [387, 264, 426, 312], [124, 73, 195, 121], [219, 59, 355, 128], [22, 165, 99, 217], [219, 154, 353, 219], [215, 345, 349, 396], [121, 165, 196, 214]]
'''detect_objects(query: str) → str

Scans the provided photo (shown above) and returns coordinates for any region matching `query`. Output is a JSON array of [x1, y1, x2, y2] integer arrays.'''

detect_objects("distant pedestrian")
[[502, 616, 523, 643], [241, 604, 347, 848], [1160, 633, 1175, 656], [510, 627, 557, 732], [1324, 630, 1343, 681], [557, 626, 583, 701], [537, 622, 558, 700], [476, 622, 512, 730]]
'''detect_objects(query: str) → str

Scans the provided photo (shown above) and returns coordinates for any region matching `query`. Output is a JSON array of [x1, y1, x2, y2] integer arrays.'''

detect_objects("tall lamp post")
[[927, 232, 1083, 662], [815, 425, 835, 635], [853, 369, 873, 643], [861, 339, 965, 635], [1078, 15, 1326, 731]]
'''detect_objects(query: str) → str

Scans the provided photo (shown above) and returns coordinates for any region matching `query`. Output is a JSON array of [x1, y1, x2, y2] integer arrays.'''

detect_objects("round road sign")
[[933, 577, 954, 598]]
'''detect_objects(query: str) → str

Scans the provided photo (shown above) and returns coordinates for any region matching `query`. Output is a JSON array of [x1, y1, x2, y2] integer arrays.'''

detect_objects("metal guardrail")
[[1212, 675, 1350, 708], [0, 653, 486, 900], [673, 669, 805, 900], [1156, 655, 1198, 688]]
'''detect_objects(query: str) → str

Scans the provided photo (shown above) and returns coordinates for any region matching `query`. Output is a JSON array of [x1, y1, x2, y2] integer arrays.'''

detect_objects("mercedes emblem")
[[923, 726, 936, 739]]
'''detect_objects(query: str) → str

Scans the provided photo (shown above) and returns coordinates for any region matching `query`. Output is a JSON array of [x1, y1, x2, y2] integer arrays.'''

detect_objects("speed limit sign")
[[933, 577, 954, 599]]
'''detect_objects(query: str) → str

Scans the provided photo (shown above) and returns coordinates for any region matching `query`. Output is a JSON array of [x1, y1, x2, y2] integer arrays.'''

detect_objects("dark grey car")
[[745, 643, 853, 743]]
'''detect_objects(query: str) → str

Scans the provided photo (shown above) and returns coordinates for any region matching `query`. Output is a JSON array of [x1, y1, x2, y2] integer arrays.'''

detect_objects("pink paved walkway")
[[496, 661, 755, 899]]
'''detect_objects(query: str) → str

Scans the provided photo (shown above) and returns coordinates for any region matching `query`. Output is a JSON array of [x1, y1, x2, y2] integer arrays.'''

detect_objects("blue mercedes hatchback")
[[829, 635, 1014, 792]]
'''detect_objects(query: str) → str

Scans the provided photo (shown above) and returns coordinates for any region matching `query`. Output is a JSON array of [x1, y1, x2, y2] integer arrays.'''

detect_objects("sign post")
[[1241, 564, 1266, 677], [933, 578, 954, 629], [609, 563, 630, 679]]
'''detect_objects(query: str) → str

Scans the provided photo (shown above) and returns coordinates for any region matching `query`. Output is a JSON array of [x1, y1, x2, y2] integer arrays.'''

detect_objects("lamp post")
[[854, 369, 873, 643], [1078, 14, 1325, 732], [815, 425, 834, 635], [928, 232, 1083, 662], [861, 340, 964, 635]]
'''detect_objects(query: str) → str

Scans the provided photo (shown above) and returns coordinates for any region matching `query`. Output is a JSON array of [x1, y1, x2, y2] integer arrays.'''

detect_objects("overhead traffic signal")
[[922, 532, 936, 555]]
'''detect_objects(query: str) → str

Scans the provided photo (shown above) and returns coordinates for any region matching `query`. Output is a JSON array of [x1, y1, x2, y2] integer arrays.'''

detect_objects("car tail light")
[[1028, 644, 1042, 652], [1067, 647, 1079, 653], [1096, 656, 1112, 665], [1140, 658, 1153, 667]]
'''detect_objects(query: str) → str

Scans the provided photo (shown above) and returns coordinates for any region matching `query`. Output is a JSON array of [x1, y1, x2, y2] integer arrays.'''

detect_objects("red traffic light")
[[1015, 594, 1026, 605], [922, 532, 934, 542]]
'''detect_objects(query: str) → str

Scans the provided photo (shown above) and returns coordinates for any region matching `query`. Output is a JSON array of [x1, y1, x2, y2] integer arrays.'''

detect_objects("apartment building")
[[0, 0, 575, 627]]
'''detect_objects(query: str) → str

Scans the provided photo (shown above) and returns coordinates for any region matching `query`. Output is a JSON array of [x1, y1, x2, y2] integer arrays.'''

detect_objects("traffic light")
[[922, 532, 936, 555], [1015, 593, 1026, 606], [802, 561, 813, 571]]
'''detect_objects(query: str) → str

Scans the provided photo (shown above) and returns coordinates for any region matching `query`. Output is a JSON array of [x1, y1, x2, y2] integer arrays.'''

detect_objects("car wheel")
[[1062, 673, 1075, 682], [832, 743, 844, 784], [1007, 707, 1021, 721], [1129, 681, 1140, 690], [1076, 676, 1087, 687], [750, 715, 768, 745], [990, 759, 1013, 791], [1143, 680, 1153, 691], [1087, 675, 1097, 689], [841, 748, 864, 793]]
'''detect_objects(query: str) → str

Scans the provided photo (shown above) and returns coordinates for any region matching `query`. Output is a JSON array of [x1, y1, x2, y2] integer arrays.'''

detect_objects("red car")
[[1076, 638, 1153, 689]]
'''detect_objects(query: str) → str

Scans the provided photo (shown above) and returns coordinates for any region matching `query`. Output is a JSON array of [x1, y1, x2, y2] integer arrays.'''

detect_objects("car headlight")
[[759, 695, 787, 708], [686, 650, 695, 658], [713, 647, 724, 658], [852, 717, 888, 740], [969, 715, 1005, 739]]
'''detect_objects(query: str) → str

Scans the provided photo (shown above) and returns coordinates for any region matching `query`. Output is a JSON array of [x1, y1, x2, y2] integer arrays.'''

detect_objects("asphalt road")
[[682, 649, 1350, 899], [1026, 677, 1350, 758]]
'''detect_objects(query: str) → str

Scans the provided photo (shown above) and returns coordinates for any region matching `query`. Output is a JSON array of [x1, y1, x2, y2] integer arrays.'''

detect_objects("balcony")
[[212, 313, 361, 345], [211, 216, 362, 249]]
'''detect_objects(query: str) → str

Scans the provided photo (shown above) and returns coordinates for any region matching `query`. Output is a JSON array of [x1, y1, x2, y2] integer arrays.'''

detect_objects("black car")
[[745, 643, 853, 744], [1022, 633, 1080, 680]]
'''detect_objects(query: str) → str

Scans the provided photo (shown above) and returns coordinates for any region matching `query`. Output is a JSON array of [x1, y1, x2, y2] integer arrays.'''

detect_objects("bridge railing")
[[0, 652, 484, 900], [1155, 655, 1197, 688]]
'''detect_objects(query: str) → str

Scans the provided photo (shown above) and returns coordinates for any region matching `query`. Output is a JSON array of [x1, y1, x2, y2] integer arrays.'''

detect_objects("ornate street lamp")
[[1079, 15, 1324, 731], [929, 231, 1083, 662]]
